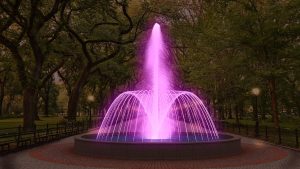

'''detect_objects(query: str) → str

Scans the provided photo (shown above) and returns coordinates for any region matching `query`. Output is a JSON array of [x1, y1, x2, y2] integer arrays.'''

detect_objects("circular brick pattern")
[[29, 142, 288, 169]]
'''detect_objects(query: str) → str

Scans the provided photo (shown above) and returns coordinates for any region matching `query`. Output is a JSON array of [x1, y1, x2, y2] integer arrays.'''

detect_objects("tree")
[[0, 0, 68, 130], [0, 49, 10, 116], [39, 76, 59, 117], [222, 0, 300, 127], [159, 0, 300, 125], [58, 0, 148, 120]]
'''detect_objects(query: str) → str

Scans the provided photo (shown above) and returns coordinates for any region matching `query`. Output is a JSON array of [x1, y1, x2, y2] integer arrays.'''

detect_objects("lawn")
[[0, 116, 90, 130], [224, 118, 300, 130]]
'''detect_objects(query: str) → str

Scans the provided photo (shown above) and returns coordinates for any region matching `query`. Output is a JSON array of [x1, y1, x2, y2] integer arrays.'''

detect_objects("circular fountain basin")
[[74, 133, 241, 160]]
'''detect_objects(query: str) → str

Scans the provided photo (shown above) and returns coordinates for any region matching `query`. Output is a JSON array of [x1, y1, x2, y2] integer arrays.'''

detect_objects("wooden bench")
[[16, 137, 31, 147], [0, 131, 19, 152], [48, 128, 60, 140], [0, 140, 14, 151], [34, 128, 48, 143], [35, 135, 48, 143], [16, 130, 33, 148]]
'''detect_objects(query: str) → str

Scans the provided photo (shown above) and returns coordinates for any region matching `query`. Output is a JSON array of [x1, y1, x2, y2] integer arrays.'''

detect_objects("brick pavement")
[[0, 133, 299, 169]]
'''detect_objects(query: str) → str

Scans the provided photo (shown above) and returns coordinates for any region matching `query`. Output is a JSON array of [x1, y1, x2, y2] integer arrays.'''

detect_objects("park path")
[[0, 132, 299, 169]]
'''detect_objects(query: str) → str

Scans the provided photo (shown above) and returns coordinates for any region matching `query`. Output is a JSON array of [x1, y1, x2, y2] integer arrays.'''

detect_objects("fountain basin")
[[74, 133, 241, 160]]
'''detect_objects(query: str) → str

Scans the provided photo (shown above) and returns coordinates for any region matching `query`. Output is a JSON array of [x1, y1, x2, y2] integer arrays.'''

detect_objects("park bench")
[[16, 137, 31, 147], [34, 127, 49, 143], [15, 132, 32, 148], [0, 140, 15, 151], [62, 122, 75, 136], [47, 127, 60, 140], [56, 124, 66, 138], [0, 129, 20, 151], [35, 123, 68, 142], [0, 127, 34, 151]]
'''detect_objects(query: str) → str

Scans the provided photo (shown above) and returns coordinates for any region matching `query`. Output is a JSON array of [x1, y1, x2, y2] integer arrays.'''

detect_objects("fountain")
[[74, 23, 241, 159]]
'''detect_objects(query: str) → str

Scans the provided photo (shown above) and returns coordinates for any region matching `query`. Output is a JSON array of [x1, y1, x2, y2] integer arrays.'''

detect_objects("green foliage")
[[166, 0, 300, 121], [0, 0, 298, 128]]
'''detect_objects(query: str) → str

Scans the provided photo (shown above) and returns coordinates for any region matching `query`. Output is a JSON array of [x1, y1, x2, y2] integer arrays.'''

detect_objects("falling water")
[[97, 23, 219, 142]]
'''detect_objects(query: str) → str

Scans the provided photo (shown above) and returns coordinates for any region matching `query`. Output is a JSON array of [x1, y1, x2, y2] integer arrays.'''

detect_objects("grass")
[[224, 118, 300, 130], [0, 116, 90, 130]]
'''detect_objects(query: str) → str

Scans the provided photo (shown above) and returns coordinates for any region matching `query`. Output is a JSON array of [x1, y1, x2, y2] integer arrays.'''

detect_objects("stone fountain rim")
[[74, 132, 241, 160], [75, 132, 240, 145]]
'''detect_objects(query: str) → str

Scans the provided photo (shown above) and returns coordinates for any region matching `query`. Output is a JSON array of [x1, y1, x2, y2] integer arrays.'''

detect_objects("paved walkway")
[[0, 133, 299, 169]]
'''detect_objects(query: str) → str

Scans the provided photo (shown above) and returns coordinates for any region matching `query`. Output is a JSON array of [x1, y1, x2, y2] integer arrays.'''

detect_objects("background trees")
[[0, 0, 299, 129], [0, 0, 69, 130], [168, 0, 300, 127], [0, 0, 148, 129], [59, 0, 147, 120]]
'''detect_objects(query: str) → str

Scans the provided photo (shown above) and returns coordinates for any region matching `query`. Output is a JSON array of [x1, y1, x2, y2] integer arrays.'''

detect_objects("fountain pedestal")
[[75, 23, 241, 160], [74, 133, 241, 160]]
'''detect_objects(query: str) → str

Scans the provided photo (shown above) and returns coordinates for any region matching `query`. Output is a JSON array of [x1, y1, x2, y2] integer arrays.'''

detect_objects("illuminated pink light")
[[97, 23, 219, 142], [145, 23, 172, 139]]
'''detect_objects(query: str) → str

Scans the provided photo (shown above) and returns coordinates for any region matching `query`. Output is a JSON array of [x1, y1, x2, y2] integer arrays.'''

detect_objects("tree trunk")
[[0, 79, 5, 116], [268, 78, 279, 128], [261, 92, 267, 120], [5, 94, 13, 115], [33, 90, 40, 121], [291, 85, 300, 117], [295, 99, 300, 117], [228, 104, 233, 119], [294, 96, 300, 117], [35, 108, 40, 120], [219, 105, 225, 120], [44, 81, 51, 117], [44, 92, 49, 117], [67, 66, 91, 120], [67, 89, 80, 120], [235, 104, 239, 125], [23, 87, 37, 131], [239, 101, 244, 120]]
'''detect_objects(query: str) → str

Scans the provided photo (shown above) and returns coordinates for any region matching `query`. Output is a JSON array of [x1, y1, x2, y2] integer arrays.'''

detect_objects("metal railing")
[[217, 121, 299, 149], [1, 119, 298, 155]]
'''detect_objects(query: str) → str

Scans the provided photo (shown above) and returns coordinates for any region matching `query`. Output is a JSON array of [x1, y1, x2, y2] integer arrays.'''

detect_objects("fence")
[[218, 121, 299, 149], [0, 118, 100, 155], [1, 119, 298, 155]]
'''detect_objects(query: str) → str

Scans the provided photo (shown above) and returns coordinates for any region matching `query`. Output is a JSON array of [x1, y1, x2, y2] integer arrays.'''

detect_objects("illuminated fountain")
[[74, 23, 241, 159], [96, 23, 218, 142]]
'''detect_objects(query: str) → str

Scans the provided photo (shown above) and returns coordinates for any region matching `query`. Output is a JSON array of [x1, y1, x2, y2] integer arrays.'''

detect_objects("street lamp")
[[251, 87, 260, 137], [87, 95, 95, 127], [87, 95, 95, 102], [251, 88, 260, 96]]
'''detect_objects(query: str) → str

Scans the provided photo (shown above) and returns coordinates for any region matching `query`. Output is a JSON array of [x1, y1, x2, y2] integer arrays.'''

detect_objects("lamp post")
[[87, 95, 95, 127], [251, 87, 260, 137]]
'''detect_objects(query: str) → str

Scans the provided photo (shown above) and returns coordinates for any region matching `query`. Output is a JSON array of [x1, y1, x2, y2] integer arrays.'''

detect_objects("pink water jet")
[[96, 23, 219, 142]]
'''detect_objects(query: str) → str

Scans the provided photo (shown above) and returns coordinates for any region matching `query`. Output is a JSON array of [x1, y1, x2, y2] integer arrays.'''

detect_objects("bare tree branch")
[[44, 0, 61, 22]]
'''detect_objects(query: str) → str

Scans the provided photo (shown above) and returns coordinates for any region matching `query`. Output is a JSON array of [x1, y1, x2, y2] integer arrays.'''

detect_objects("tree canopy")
[[0, 0, 299, 129]]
